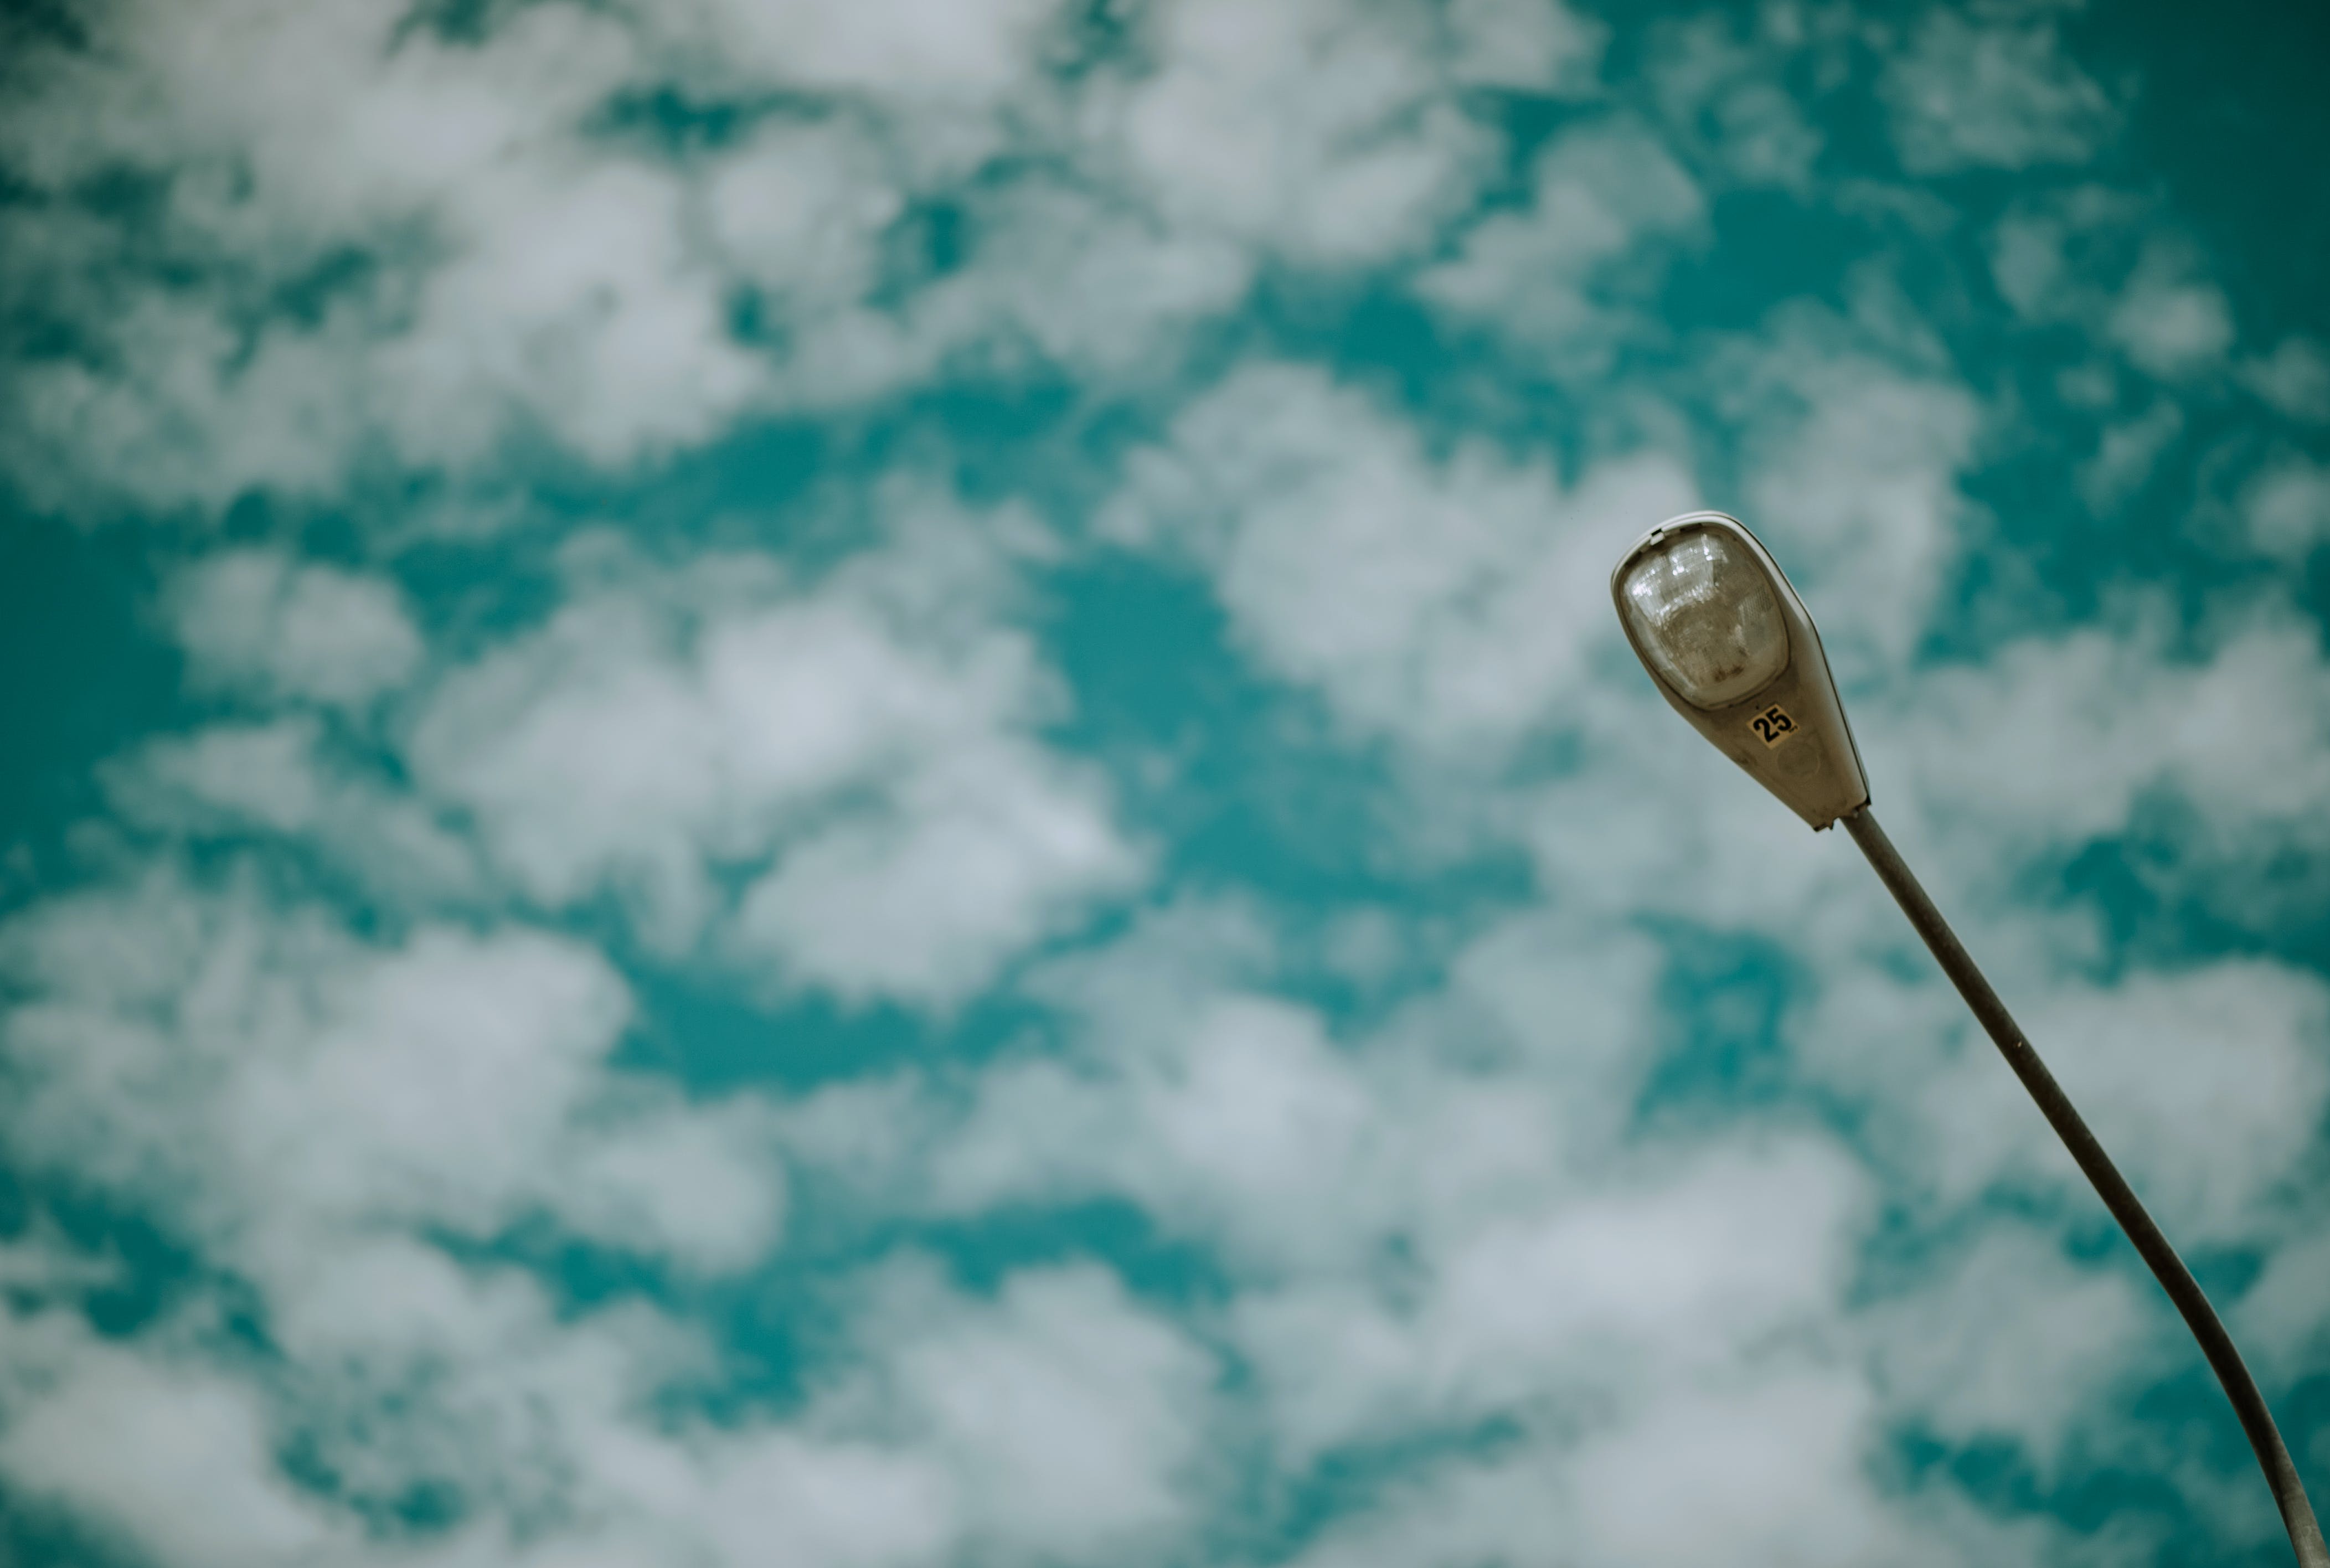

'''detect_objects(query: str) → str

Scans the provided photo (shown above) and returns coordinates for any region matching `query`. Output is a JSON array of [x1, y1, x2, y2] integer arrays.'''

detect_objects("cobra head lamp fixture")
[[1610, 510, 1868, 830], [1609, 510, 2329, 1568]]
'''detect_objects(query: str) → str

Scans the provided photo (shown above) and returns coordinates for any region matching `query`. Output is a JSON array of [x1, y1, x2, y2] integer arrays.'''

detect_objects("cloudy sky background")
[[2, 0, 2328, 1562]]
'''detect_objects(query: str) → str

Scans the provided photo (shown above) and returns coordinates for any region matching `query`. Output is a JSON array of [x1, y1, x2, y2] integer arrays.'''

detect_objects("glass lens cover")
[[1621, 528, 1790, 708]]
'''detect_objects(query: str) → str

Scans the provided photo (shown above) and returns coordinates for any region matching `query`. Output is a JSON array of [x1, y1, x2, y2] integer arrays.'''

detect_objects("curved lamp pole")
[[1611, 510, 2328, 1567]]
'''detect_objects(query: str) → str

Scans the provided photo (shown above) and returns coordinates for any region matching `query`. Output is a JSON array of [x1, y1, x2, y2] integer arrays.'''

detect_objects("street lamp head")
[[1611, 510, 1869, 829], [1618, 525, 1791, 708]]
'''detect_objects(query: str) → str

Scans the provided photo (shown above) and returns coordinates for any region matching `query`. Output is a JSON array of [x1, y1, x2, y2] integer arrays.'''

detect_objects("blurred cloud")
[[1881, 8, 2118, 176], [166, 549, 424, 710]]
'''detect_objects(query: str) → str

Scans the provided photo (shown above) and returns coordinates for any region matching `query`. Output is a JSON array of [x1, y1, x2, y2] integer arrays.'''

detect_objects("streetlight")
[[1612, 509, 2328, 1567]]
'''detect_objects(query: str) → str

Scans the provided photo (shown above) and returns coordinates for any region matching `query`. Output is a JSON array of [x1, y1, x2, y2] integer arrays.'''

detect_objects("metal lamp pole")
[[1846, 806, 2327, 1566], [1611, 510, 2327, 1567]]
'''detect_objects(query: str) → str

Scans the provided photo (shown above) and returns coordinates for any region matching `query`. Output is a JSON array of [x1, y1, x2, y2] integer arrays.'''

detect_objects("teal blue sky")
[[2, 2, 2328, 1565]]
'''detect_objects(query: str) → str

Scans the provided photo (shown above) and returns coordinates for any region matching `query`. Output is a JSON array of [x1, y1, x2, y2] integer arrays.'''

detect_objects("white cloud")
[[859, 1261, 1214, 1556], [109, 719, 332, 835], [857, 897, 1656, 1301], [2079, 398, 2183, 513], [2240, 337, 2330, 424], [734, 743, 1140, 1005], [0, 0, 1047, 504], [935, 990, 1385, 1275], [1862, 1223, 2154, 1468], [0, 1, 755, 506], [815, 887, 2092, 1565], [919, 179, 1257, 376], [844, 890, 2108, 1550], [0, 870, 783, 1276], [0, 1249, 1202, 1568], [0, 1227, 118, 1298], [1881, 10, 2117, 174], [673, 0, 1601, 394], [649, 0, 1068, 107], [2110, 256, 2236, 381], [102, 716, 482, 900], [1647, 13, 1827, 190], [705, 119, 904, 308], [669, 0, 1594, 393], [241, 1250, 725, 1546], [1982, 191, 2245, 457], [2240, 454, 2330, 563], [1104, 361, 1695, 761], [598, 1257, 1216, 1568], [1251, 1203, 2059, 1568], [0, 2, 631, 238], [0, 1336, 343, 1568], [378, 154, 762, 471], [1989, 210, 2069, 318], [410, 512, 1142, 1002], [1981, 188, 2245, 398], [1553, 1371, 1967, 1568], [1986, 185, 2146, 322], [1416, 118, 1706, 363], [1891, 612, 2330, 858], [0, 863, 1106, 1567], [1283, 1365, 1986, 1568], [165, 548, 423, 710], [689, 1432, 957, 1568], [1234, 1137, 1868, 1463], [0, 0, 1582, 512], [1444, 0, 1607, 92], [1105, 0, 1496, 268], [2239, 1221, 2330, 1379], [0, 1239, 731, 1568]]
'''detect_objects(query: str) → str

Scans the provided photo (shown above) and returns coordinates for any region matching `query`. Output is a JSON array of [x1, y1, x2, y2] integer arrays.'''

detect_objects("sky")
[[1, 0, 2328, 1564]]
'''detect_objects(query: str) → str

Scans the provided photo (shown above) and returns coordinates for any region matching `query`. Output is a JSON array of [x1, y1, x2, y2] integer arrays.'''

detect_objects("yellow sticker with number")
[[1749, 703, 1798, 749]]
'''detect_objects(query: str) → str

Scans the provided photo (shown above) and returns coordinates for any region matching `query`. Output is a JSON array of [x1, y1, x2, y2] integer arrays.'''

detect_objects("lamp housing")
[[1610, 510, 1869, 829]]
